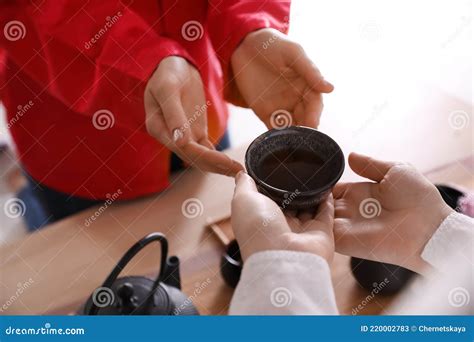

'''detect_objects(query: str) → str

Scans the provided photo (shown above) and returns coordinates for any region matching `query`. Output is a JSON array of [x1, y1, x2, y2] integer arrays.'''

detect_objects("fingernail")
[[235, 170, 246, 183], [322, 79, 334, 89], [173, 128, 183, 142], [350, 152, 363, 158]]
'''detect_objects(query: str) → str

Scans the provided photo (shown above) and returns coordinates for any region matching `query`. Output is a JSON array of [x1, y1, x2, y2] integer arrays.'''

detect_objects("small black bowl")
[[220, 240, 242, 288], [350, 257, 416, 295], [435, 184, 464, 211], [245, 126, 345, 210], [350, 184, 466, 295]]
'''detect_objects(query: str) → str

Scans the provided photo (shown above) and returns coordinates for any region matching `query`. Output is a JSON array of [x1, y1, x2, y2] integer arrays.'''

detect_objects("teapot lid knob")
[[117, 282, 138, 314]]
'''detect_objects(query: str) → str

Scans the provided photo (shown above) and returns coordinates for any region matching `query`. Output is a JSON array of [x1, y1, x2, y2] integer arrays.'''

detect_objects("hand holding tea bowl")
[[245, 126, 345, 210], [333, 153, 455, 275], [231, 172, 336, 262]]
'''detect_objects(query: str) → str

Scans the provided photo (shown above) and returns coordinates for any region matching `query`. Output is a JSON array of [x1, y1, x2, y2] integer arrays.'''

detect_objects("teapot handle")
[[87, 232, 168, 315]]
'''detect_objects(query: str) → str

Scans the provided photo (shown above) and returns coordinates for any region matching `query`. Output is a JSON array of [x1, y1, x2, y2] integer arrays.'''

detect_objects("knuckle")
[[281, 233, 300, 248], [391, 162, 413, 173], [291, 42, 305, 55], [232, 192, 250, 204], [145, 124, 156, 137], [145, 120, 159, 138], [156, 76, 181, 94]]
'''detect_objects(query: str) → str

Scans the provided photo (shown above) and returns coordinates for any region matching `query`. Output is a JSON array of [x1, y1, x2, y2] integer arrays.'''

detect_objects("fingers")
[[144, 80, 191, 147], [296, 194, 334, 234], [144, 99, 171, 144], [288, 46, 334, 93], [159, 94, 191, 146], [145, 100, 243, 176], [234, 171, 258, 197], [333, 218, 356, 253], [199, 137, 216, 151], [313, 193, 334, 227], [180, 142, 244, 176], [333, 182, 349, 199], [293, 91, 323, 128], [334, 196, 356, 220], [349, 152, 396, 182], [147, 115, 243, 176], [145, 57, 243, 177]]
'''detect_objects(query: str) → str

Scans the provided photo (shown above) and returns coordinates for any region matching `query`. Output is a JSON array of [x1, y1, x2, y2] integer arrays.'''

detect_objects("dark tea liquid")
[[257, 148, 330, 192]]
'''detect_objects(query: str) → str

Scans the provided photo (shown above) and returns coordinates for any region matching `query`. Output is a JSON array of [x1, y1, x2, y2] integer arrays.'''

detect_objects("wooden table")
[[0, 145, 472, 315]]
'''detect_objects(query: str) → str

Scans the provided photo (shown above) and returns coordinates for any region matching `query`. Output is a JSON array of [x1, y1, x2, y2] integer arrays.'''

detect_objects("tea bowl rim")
[[244, 126, 345, 197]]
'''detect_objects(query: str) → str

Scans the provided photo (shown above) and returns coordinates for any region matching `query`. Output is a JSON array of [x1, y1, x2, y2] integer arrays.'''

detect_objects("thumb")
[[313, 193, 334, 228], [234, 171, 258, 197], [349, 152, 396, 182]]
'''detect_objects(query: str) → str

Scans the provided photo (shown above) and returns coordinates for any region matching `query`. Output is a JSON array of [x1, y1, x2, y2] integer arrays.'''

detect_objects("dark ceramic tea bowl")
[[245, 126, 345, 210], [350, 257, 416, 295]]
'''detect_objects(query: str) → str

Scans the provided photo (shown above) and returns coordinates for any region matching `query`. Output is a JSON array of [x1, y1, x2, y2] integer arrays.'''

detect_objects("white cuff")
[[421, 212, 474, 271], [229, 250, 338, 315]]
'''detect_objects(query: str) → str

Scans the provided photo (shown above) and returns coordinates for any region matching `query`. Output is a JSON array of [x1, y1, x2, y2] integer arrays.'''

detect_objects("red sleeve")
[[207, 0, 291, 106], [0, 48, 6, 102], [0, 1, 194, 113]]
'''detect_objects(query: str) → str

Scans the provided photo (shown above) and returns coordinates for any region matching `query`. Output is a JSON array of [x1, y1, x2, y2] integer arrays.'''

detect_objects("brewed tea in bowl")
[[245, 126, 345, 210]]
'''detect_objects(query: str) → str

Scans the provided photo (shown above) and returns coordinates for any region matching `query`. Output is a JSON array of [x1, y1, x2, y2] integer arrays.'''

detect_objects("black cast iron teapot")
[[82, 232, 198, 315]]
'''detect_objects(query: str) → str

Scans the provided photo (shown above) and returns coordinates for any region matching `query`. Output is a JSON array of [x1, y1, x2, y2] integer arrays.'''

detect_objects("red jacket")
[[0, 0, 290, 199]]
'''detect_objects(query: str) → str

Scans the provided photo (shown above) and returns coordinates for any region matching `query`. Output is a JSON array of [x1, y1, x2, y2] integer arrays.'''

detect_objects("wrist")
[[410, 203, 454, 274], [421, 203, 454, 246]]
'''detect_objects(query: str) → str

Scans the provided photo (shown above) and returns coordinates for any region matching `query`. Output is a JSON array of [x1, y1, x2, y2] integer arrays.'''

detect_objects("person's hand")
[[231, 171, 335, 262], [231, 28, 334, 129], [333, 153, 454, 274], [144, 56, 243, 175]]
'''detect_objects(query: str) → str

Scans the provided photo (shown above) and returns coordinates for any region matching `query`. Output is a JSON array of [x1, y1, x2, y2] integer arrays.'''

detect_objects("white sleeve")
[[421, 212, 474, 271], [388, 212, 473, 315], [228, 250, 338, 315]]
